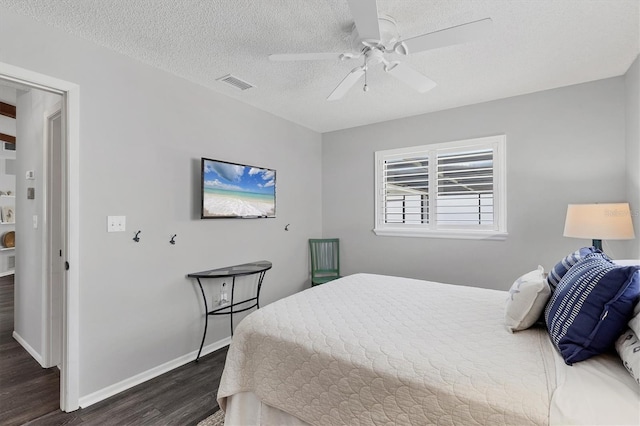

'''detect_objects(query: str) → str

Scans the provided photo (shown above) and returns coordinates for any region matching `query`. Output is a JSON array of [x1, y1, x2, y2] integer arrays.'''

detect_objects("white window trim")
[[373, 135, 507, 240]]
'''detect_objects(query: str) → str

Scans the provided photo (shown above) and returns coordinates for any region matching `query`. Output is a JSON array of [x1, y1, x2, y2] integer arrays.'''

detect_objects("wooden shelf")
[[0, 247, 14, 251], [0, 269, 14, 277], [0, 195, 15, 198], [0, 222, 14, 225]]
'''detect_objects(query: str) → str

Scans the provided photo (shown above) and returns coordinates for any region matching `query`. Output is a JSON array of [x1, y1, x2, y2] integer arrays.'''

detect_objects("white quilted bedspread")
[[217, 273, 556, 425]]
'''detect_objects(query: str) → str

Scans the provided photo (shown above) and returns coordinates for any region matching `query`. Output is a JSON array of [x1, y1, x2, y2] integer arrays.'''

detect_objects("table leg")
[[196, 278, 208, 362], [230, 277, 236, 336], [256, 270, 266, 309]]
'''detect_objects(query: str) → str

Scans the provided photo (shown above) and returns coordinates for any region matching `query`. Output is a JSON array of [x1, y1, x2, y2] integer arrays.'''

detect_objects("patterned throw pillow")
[[504, 266, 551, 332], [546, 246, 598, 291], [615, 298, 640, 385], [616, 328, 640, 385], [629, 299, 640, 336], [545, 252, 640, 365]]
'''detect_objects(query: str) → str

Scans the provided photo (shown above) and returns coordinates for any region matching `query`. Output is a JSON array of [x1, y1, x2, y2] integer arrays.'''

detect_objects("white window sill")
[[373, 227, 508, 241]]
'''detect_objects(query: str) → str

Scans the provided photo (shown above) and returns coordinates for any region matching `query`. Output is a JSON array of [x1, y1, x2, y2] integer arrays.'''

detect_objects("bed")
[[217, 272, 639, 425]]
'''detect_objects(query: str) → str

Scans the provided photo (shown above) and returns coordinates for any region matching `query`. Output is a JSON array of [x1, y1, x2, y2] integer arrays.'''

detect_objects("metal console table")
[[187, 260, 272, 361]]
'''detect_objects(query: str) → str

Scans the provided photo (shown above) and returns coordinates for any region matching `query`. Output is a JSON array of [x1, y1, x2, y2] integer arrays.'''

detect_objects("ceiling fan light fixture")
[[393, 41, 409, 55], [384, 61, 400, 73]]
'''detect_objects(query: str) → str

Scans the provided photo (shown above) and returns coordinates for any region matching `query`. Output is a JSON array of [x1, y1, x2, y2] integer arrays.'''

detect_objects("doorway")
[[0, 61, 80, 412], [0, 79, 64, 407]]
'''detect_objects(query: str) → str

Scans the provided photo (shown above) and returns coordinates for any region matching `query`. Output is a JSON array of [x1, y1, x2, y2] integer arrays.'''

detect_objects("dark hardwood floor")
[[0, 275, 60, 425], [1, 275, 229, 425]]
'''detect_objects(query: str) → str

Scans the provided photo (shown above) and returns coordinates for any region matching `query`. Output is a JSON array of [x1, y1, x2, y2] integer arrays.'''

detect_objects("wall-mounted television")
[[201, 157, 276, 219]]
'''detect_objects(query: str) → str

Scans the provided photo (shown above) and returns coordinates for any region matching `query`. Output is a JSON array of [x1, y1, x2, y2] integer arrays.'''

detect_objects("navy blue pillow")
[[545, 252, 640, 365], [546, 246, 599, 291]]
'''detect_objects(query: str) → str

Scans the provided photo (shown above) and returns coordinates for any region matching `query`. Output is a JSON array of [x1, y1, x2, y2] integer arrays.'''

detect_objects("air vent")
[[216, 74, 254, 91]]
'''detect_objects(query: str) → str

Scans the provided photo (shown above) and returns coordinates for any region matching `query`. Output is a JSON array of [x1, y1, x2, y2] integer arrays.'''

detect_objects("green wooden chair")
[[309, 238, 341, 286]]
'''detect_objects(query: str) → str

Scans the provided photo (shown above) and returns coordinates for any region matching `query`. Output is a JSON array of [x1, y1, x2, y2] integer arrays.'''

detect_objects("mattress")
[[217, 273, 558, 425]]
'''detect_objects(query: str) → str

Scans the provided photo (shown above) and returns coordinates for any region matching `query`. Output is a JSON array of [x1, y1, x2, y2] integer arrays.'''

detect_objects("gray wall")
[[625, 55, 640, 258], [14, 88, 61, 359], [322, 77, 631, 290], [0, 9, 322, 397]]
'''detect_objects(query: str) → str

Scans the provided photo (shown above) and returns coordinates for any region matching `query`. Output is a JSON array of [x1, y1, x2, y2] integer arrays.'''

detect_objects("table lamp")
[[563, 203, 635, 251]]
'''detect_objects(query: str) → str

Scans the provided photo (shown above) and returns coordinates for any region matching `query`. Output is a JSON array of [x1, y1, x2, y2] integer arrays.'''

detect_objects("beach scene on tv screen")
[[203, 159, 275, 217]]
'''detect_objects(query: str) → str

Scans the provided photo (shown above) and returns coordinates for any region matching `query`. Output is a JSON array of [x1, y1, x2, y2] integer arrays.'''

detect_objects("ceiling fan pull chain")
[[363, 56, 369, 92], [363, 69, 369, 92]]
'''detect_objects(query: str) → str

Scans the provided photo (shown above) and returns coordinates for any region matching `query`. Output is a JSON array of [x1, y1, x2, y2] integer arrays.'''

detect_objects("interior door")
[[46, 108, 63, 367]]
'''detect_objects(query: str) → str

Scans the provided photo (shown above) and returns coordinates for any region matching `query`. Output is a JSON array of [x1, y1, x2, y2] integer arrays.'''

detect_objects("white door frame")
[[0, 61, 80, 412]]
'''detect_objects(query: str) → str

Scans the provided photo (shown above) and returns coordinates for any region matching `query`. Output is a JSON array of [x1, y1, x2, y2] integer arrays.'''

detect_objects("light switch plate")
[[107, 216, 126, 232]]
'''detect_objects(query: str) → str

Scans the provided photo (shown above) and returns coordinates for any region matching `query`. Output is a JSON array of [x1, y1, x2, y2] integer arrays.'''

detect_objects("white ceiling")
[[1, 0, 638, 133]]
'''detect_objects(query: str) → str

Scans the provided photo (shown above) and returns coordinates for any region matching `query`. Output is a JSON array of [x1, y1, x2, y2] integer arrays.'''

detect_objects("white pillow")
[[505, 265, 551, 332], [615, 328, 640, 386], [629, 301, 640, 336]]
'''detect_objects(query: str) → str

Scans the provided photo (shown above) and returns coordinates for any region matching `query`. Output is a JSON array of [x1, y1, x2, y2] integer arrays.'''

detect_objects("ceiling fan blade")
[[346, 0, 381, 41], [385, 62, 436, 93], [269, 53, 351, 61], [327, 67, 365, 101], [401, 18, 492, 54]]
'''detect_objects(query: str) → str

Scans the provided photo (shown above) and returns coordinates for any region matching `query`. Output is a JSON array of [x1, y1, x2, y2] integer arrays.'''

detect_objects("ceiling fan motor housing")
[[350, 14, 400, 52]]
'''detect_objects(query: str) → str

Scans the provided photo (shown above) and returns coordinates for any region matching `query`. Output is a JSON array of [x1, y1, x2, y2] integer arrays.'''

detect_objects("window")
[[374, 135, 507, 239]]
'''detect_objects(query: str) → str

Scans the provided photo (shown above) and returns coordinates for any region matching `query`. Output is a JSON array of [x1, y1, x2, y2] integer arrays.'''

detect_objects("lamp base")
[[592, 239, 603, 251]]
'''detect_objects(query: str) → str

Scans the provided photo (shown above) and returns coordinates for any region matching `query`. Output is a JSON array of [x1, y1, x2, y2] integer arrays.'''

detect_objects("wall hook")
[[170, 234, 177, 245], [133, 230, 141, 242], [284, 224, 290, 231]]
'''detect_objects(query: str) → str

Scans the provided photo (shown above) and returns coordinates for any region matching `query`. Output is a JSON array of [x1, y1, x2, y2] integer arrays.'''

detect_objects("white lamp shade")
[[563, 203, 635, 240]]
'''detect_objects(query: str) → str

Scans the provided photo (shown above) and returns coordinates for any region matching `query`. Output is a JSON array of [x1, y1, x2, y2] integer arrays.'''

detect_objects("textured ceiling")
[[0, 0, 638, 132]]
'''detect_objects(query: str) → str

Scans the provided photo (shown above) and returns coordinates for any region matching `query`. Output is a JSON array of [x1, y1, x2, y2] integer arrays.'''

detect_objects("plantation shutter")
[[374, 135, 506, 239], [436, 148, 495, 227], [382, 155, 429, 225]]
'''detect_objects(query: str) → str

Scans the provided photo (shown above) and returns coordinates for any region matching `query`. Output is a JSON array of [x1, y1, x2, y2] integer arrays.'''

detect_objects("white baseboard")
[[78, 336, 231, 409], [13, 331, 45, 367]]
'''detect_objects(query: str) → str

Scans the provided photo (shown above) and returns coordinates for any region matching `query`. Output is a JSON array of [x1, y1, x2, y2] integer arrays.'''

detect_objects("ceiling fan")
[[269, 0, 492, 101]]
